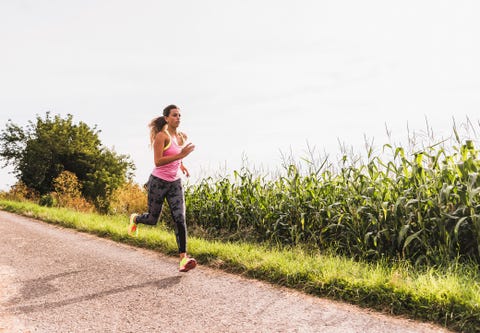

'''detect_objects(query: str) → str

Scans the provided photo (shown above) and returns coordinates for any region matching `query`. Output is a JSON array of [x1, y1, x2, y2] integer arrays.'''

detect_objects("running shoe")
[[179, 257, 197, 272], [128, 213, 139, 236]]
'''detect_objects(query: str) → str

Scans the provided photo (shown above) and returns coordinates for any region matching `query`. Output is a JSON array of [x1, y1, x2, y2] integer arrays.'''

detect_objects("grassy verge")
[[1, 199, 479, 332]]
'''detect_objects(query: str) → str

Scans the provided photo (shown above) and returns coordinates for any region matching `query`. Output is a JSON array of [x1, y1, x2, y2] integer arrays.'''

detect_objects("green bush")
[[39, 193, 57, 207]]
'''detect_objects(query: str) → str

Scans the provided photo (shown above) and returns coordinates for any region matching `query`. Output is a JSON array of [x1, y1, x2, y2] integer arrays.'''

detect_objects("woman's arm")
[[180, 162, 190, 177], [153, 132, 195, 167]]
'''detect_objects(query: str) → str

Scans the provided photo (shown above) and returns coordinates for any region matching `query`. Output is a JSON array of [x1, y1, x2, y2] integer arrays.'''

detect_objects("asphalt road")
[[0, 210, 452, 333]]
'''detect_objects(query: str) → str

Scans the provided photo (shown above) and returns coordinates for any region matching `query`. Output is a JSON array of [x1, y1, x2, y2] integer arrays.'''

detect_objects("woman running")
[[128, 104, 197, 272]]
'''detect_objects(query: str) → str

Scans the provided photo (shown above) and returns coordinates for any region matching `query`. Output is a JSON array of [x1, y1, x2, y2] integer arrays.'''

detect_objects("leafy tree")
[[0, 112, 135, 211]]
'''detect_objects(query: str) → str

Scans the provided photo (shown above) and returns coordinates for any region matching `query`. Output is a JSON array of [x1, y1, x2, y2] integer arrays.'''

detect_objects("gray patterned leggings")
[[136, 175, 187, 253]]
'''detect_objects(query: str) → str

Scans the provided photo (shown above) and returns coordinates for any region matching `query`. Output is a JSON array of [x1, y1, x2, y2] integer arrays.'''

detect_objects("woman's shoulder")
[[178, 131, 188, 140], [177, 131, 188, 145], [156, 129, 169, 138], [154, 130, 169, 144]]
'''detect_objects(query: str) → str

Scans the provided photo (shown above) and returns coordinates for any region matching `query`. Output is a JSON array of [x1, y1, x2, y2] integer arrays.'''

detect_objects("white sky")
[[1, 0, 479, 190]]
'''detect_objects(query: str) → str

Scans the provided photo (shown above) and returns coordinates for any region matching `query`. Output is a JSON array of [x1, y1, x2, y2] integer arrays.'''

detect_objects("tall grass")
[[186, 128, 480, 266]]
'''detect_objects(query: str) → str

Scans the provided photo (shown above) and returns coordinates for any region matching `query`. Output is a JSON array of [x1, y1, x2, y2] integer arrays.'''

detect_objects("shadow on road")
[[8, 273, 183, 314], [10, 271, 83, 303]]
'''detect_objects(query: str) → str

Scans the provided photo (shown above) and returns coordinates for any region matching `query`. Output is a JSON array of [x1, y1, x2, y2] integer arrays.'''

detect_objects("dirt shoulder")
[[0, 210, 452, 333]]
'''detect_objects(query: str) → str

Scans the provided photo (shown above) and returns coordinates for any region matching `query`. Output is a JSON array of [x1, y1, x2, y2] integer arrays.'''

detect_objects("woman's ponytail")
[[149, 116, 167, 145]]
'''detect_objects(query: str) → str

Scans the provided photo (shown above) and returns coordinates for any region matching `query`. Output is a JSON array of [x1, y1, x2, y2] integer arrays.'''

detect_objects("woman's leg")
[[136, 175, 168, 226], [166, 179, 196, 272], [165, 179, 187, 254]]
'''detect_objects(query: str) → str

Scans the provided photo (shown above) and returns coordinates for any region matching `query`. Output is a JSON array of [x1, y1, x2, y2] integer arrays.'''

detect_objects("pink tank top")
[[151, 133, 183, 181]]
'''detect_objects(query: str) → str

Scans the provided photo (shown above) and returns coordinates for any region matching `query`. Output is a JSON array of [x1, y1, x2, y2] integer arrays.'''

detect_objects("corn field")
[[186, 138, 480, 265]]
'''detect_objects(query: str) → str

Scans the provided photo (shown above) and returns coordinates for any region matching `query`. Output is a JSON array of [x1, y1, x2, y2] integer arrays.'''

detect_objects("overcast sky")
[[1, 0, 479, 190]]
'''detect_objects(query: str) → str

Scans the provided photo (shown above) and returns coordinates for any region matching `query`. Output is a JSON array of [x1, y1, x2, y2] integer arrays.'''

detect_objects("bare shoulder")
[[154, 131, 169, 146], [178, 131, 188, 144]]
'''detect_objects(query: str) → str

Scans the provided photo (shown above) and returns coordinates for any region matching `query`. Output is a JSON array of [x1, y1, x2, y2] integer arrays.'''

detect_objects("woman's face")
[[165, 108, 181, 128]]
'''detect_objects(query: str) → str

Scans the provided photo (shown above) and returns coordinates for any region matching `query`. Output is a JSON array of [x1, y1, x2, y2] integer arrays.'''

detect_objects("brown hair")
[[148, 104, 179, 144]]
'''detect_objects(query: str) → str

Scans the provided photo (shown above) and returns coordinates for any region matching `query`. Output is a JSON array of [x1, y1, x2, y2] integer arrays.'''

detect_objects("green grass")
[[1, 199, 479, 332]]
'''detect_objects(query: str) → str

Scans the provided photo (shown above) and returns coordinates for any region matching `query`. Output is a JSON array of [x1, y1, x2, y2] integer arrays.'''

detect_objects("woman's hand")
[[180, 163, 190, 177], [181, 143, 195, 157]]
